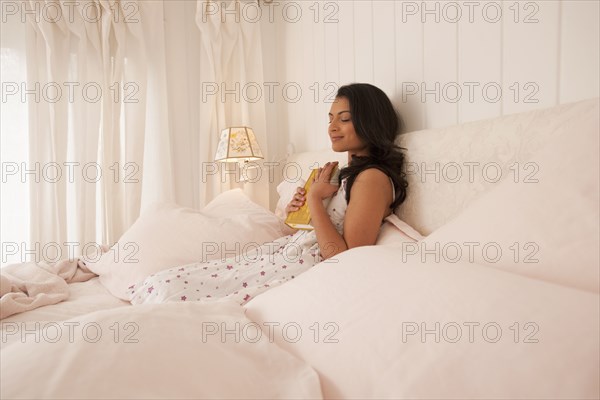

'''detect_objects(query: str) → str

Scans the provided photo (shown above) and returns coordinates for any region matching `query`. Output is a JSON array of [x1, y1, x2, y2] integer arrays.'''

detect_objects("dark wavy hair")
[[335, 83, 408, 210]]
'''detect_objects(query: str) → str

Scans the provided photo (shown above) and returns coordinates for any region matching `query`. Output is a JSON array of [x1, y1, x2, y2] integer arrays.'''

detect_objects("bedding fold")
[[0, 258, 97, 320]]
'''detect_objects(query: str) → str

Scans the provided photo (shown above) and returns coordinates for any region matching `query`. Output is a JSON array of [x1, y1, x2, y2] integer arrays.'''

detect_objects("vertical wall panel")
[[372, 1, 397, 99], [458, 1, 502, 123], [321, 1, 342, 150], [423, 3, 459, 128], [310, 1, 330, 149], [274, 1, 314, 152], [353, 0, 374, 83], [260, 5, 282, 156], [502, 0, 560, 115], [395, 1, 424, 132], [259, 10, 283, 210], [560, 0, 600, 103], [324, 1, 341, 87], [337, 1, 356, 86], [262, 0, 598, 155]]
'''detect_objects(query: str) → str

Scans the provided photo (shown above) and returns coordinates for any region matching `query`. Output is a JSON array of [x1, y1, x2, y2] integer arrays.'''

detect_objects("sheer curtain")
[[195, 0, 270, 209], [1, 12, 30, 267], [24, 0, 173, 261], [2, 0, 270, 265]]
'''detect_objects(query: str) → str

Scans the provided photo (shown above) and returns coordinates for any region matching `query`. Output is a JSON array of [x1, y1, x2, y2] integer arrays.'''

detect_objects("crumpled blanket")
[[0, 256, 100, 320]]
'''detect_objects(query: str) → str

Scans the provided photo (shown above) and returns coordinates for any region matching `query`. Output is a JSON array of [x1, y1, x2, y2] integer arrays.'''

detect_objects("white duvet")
[[1, 300, 322, 399]]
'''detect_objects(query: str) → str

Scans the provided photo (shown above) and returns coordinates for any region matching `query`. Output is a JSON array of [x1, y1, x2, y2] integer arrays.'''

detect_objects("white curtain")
[[7, 0, 270, 264], [195, 0, 270, 209], [25, 0, 174, 259]]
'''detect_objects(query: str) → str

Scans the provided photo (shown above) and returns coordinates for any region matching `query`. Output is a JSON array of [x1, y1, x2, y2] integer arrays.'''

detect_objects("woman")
[[289, 83, 408, 259], [129, 83, 408, 306]]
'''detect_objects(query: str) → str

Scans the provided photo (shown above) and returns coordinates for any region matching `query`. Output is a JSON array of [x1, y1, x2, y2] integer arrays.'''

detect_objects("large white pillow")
[[245, 246, 599, 399], [419, 100, 599, 293], [396, 98, 600, 235], [88, 190, 286, 300]]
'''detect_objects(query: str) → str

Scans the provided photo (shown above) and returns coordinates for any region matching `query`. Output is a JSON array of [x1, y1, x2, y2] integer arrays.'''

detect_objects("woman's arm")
[[308, 164, 392, 260]]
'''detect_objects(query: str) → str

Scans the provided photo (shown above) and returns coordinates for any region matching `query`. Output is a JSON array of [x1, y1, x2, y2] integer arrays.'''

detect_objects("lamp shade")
[[214, 126, 264, 162]]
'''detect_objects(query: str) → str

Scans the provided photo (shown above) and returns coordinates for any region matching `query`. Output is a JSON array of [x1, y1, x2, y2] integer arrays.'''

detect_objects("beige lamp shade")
[[214, 126, 264, 163]]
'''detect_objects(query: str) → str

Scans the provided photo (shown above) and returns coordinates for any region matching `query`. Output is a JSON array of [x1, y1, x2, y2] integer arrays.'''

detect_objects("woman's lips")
[[331, 137, 343, 142]]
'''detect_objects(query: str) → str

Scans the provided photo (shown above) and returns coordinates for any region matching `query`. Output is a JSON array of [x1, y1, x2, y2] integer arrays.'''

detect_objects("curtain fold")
[[19, 0, 269, 264], [195, 0, 270, 209], [26, 0, 173, 260]]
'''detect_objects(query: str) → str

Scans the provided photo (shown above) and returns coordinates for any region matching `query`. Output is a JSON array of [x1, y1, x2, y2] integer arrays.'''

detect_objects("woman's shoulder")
[[347, 168, 392, 199], [354, 166, 392, 183]]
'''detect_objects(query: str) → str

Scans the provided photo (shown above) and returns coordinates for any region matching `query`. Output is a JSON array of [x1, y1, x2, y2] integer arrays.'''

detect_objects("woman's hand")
[[285, 186, 307, 214], [308, 161, 339, 202]]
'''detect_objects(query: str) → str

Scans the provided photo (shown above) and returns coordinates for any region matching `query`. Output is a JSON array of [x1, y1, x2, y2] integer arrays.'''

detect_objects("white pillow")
[[88, 190, 286, 300], [396, 98, 600, 235], [245, 246, 600, 399], [419, 102, 599, 293]]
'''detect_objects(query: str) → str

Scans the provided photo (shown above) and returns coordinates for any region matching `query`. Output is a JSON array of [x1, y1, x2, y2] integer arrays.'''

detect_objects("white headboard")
[[284, 98, 599, 236]]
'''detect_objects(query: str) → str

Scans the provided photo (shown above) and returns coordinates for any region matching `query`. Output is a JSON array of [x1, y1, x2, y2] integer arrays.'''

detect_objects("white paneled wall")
[[261, 0, 600, 156]]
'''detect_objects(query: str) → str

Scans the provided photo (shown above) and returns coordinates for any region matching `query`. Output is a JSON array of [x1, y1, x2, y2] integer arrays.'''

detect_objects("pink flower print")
[[226, 265, 233, 270], [282, 265, 287, 269], [176, 275, 181, 278], [211, 274, 218, 278], [299, 259, 304, 264], [181, 296, 187, 301], [203, 266, 208, 270], [184, 281, 188, 284], [206, 295, 211, 298], [260, 271, 265, 276], [178, 268, 185, 271], [242, 282, 248, 288], [165, 279, 170, 283], [128, 284, 135, 289], [243, 294, 251, 302], [147, 286, 154, 294]]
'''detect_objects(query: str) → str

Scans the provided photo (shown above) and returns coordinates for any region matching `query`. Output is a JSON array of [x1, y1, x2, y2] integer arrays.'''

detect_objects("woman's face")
[[328, 97, 368, 157]]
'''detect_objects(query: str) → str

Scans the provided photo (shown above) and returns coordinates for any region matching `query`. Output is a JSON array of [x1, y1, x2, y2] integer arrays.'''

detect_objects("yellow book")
[[285, 165, 340, 231]]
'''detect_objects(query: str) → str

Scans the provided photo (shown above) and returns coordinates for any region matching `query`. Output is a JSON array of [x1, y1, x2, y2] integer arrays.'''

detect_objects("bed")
[[1, 98, 598, 399]]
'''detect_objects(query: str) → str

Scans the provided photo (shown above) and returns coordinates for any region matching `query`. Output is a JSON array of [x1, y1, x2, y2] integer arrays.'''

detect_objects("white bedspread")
[[0, 277, 129, 326], [1, 300, 322, 399], [0, 258, 96, 320]]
